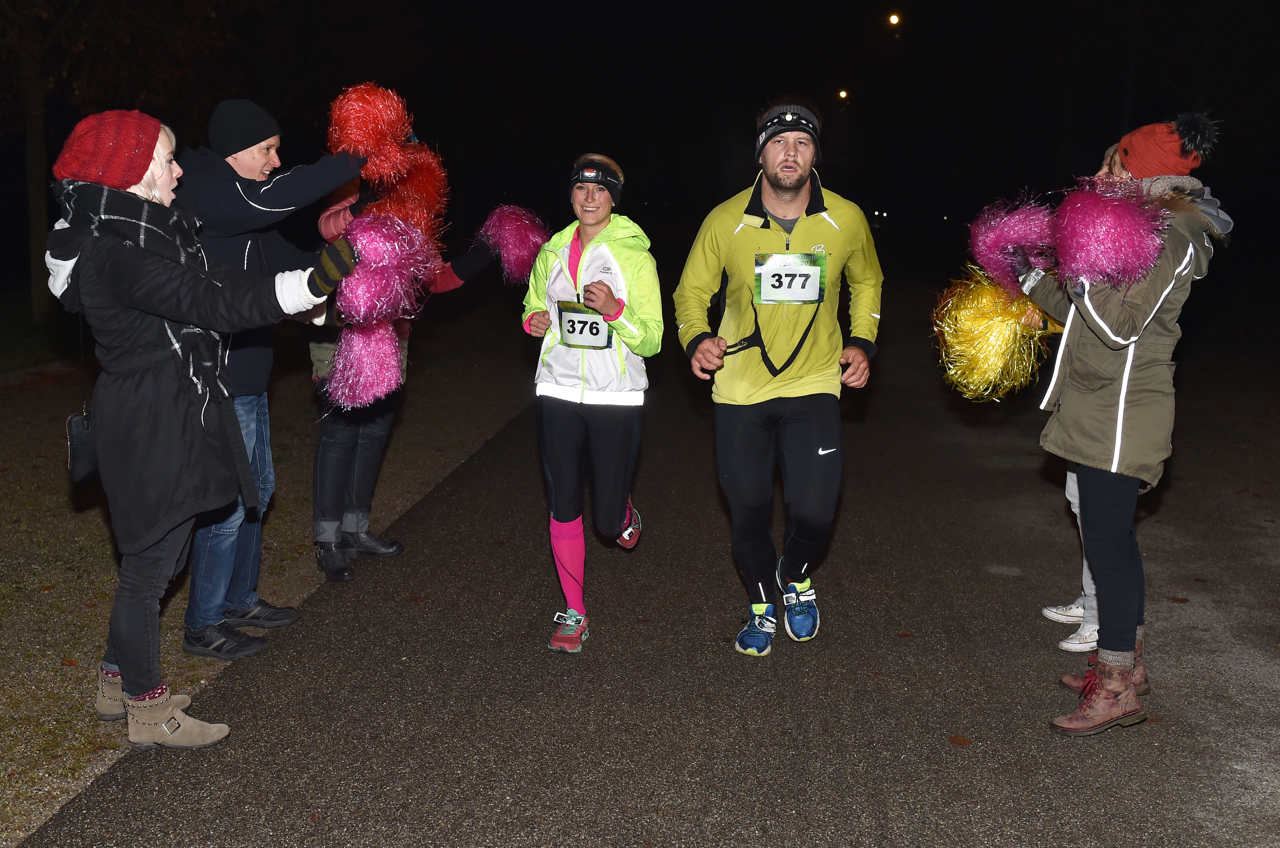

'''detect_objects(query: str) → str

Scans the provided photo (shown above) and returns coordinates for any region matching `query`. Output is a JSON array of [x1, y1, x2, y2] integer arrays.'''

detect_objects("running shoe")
[[548, 609, 590, 653], [775, 558, 820, 641], [735, 605, 777, 656], [616, 499, 642, 550]]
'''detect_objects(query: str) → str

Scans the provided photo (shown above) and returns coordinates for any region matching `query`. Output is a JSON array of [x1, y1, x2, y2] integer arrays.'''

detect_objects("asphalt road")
[[23, 275, 1280, 847]]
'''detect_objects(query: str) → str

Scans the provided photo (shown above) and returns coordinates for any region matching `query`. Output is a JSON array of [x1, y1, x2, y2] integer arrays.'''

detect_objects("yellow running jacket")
[[673, 172, 883, 405]]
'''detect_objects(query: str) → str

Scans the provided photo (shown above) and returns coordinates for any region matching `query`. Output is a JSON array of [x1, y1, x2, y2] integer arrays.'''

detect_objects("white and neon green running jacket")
[[522, 214, 663, 406]]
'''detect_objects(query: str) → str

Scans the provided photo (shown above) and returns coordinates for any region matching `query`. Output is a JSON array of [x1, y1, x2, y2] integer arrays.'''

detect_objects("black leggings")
[[313, 387, 399, 542], [538, 396, 642, 537], [104, 516, 197, 697], [714, 394, 843, 607], [1075, 463, 1145, 653]]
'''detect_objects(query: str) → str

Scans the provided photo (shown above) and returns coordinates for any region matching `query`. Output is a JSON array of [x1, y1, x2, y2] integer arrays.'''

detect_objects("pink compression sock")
[[549, 515, 586, 614]]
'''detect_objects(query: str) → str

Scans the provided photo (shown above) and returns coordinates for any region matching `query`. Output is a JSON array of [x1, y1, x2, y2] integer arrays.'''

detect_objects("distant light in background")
[[839, 90, 848, 99], [889, 14, 900, 25]]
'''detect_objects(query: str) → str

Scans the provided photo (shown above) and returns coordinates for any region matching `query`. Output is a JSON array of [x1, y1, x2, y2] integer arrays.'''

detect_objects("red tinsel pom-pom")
[[476, 205, 550, 284], [366, 143, 449, 245], [328, 83, 414, 185]]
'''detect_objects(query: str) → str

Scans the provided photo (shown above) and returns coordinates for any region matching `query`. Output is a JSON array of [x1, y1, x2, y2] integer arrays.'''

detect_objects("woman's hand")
[[582, 281, 621, 317], [527, 311, 552, 337]]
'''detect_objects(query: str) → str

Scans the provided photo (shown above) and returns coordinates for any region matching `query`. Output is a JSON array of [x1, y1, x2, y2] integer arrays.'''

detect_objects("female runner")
[[522, 154, 663, 652]]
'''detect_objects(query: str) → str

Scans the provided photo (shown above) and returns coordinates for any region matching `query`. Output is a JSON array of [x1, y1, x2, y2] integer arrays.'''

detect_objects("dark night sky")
[[3, 0, 1275, 296]]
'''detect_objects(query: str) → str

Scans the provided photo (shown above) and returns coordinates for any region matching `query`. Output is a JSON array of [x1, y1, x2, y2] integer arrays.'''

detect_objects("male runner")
[[673, 96, 883, 656]]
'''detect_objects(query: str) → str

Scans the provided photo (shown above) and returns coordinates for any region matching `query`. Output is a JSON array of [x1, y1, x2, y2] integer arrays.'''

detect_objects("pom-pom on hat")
[[209, 99, 281, 157], [755, 102, 822, 160], [1117, 114, 1217, 180], [53, 110, 161, 190]]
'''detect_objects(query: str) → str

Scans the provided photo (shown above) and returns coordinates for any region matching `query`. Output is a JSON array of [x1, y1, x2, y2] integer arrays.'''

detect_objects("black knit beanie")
[[209, 100, 281, 158], [755, 104, 822, 161]]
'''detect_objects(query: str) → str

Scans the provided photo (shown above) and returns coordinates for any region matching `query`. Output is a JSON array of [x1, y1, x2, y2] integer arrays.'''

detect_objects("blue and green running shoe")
[[735, 604, 777, 656], [775, 558, 820, 641]]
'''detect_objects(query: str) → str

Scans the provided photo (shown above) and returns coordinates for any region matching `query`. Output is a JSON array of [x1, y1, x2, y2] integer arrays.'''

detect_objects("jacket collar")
[[742, 170, 828, 229]]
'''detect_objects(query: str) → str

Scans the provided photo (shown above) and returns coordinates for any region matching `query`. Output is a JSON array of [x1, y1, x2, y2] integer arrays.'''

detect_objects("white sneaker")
[[1058, 623, 1099, 652], [1041, 602, 1085, 624]]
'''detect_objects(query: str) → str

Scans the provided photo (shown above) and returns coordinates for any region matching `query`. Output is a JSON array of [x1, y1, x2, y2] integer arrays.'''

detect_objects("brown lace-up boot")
[[1051, 656, 1147, 736], [1061, 635, 1149, 696]]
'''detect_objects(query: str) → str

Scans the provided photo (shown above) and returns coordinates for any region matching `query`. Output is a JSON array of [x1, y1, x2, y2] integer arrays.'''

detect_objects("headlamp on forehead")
[[569, 161, 623, 205], [754, 105, 822, 161]]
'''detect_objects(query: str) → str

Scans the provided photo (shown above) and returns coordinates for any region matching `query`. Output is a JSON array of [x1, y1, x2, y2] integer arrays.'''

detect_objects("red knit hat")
[[1117, 122, 1201, 180], [52, 110, 162, 190]]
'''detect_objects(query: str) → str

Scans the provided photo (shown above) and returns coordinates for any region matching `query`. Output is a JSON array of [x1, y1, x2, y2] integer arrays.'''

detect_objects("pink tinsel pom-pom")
[[1054, 180, 1166, 288], [328, 83, 414, 185], [338, 214, 436, 324], [477, 205, 550, 283], [969, 201, 1055, 295], [325, 321, 403, 410]]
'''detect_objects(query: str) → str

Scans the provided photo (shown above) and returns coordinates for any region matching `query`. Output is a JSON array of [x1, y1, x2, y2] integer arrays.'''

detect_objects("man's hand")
[[839, 345, 870, 388], [582, 281, 621, 317], [692, 337, 728, 380], [527, 311, 552, 337]]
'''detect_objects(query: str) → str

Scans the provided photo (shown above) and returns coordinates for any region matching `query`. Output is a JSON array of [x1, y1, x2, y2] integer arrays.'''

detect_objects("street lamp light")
[[889, 14, 900, 24]]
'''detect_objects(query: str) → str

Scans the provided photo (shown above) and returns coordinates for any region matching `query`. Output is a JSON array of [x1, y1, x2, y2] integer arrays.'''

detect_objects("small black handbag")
[[66, 407, 98, 482], [67, 315, 99, 482]]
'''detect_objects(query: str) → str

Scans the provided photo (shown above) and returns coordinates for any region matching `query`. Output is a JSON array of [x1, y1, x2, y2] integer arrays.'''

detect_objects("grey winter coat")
[[1026, 198, 1219, 489]]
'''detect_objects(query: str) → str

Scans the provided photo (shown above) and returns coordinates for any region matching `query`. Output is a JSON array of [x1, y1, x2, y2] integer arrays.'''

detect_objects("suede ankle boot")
[[1060, 636, 1150, 696], [1051, 658, 1147, 736], [96, 667, 189, 721], [96, 667, 125, 721], [125, 687, 228, 749]]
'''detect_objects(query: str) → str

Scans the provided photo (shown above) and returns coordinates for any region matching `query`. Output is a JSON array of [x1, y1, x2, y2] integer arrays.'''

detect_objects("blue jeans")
[[184, 393, 275, 630]]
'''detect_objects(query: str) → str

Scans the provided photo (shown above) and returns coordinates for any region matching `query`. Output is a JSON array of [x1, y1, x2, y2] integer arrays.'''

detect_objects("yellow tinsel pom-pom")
[[933, 264, 1052, 402]]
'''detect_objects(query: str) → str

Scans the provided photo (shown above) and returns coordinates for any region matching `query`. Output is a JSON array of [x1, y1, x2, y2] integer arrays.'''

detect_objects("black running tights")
[[713, 394, 843, 607], [538, 396, 642, 538]]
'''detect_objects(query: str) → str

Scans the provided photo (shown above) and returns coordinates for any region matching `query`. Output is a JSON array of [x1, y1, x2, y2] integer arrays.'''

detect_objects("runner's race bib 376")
[[558, 301, 612, 350], [754, 253, 827, 305]]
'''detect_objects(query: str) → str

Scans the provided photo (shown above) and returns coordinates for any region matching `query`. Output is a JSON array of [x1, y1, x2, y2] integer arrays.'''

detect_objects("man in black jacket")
[[176, 99, 363, 659]]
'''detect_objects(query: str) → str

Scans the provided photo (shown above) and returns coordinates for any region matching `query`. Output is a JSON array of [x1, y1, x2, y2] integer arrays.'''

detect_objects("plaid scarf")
[[53, 180, 233, 413], [55, 180, 206, 267]]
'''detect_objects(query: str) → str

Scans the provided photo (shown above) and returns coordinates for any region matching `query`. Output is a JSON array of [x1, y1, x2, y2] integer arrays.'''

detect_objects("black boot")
[[316, 542, 355, 583], [341, 530, 405, 557]]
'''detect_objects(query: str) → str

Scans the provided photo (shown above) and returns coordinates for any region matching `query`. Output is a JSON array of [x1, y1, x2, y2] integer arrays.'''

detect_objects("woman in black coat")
[[47, 110, 355, 748]]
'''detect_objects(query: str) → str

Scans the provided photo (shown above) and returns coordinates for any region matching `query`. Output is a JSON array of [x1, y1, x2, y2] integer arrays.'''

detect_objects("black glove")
[[1004, 246, 1032, 279], [449, 241, 496, 282], [309, 237, 356, 298], [349, 184, 381, 217]]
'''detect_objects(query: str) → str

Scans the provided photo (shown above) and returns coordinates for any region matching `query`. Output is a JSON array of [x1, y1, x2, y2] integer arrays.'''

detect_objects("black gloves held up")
[[349, 184, 382, 218], [308, 237, 356, 298]]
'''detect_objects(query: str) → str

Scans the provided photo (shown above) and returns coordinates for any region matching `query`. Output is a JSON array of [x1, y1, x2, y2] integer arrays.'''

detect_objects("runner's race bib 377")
[[558, 301, 612, 350], [754, 253, 827, 305]]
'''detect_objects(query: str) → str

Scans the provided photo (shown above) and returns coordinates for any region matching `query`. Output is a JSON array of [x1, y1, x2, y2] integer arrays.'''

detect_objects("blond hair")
[[130, 125, 177, 203]]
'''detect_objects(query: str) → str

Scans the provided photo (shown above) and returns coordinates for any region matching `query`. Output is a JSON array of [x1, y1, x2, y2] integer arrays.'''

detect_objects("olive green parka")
[[1025, 194, 1220, 489]]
